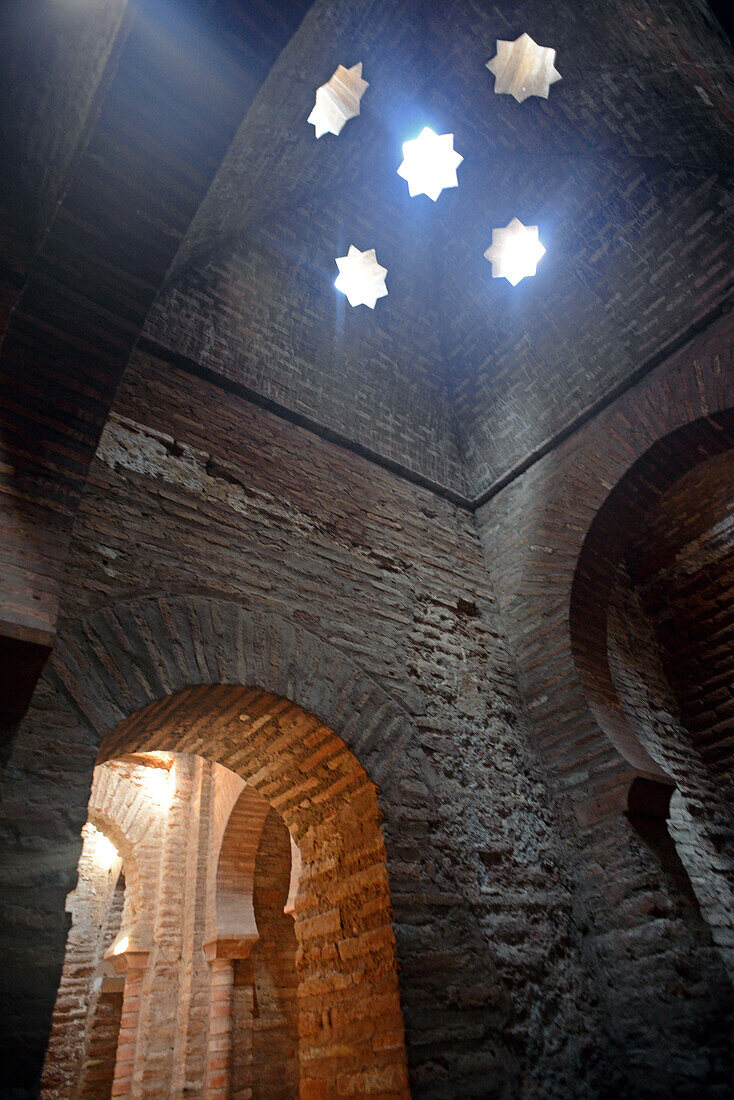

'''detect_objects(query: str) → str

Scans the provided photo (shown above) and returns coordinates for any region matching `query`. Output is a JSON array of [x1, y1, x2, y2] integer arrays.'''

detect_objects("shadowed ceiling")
[[156, 0, 734, 498]]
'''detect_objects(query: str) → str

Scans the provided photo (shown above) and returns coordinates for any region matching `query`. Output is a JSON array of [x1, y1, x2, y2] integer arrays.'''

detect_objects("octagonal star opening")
[[484, 218, 546, 286], [308, 62, 369, 138], [486, 33, 561, 103], [397, 127, 463, 201], [334, 245, 388, 308]]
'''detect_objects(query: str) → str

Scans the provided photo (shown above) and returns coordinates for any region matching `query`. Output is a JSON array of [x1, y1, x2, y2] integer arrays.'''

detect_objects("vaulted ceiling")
[[1, 0, 733, 720], [145, 0, 734, 501]]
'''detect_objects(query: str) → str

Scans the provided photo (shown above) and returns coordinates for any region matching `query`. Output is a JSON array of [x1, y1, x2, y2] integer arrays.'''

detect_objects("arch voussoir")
[[51, 595, 422, 801]]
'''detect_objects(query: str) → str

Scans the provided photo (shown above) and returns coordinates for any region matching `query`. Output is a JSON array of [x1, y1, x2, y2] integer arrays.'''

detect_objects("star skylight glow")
[[397, 127, 463, 201], [308, 62, 369, 138], [486, 34, 561, 103], [484, 218, 546, 286], [334, 246, 388, 308]]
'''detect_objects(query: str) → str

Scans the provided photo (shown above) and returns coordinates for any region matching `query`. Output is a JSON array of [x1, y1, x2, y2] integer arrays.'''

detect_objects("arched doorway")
[[42, 685, 410, 1099], [570, 409, 734, 784], [570, 410, 734, 979]]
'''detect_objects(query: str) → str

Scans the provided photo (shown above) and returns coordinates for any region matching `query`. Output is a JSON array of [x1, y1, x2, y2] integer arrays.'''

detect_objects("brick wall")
[[475, 313, 734, 1091], [576, 808, 734, 1093], [64, 351, 593, 1091], [77, 877, 125, 1100], [41, 760, 172, 1100], [212, 782, 268, 953], [435, 0, 734, 497], [41, 755, 177, 1100], [144, 189, 465, 495], [102, 687, 412, 1098], [0, 0, 312, 723], [157, 0, 734, 502], [630, 458, 734, 799], [42, 702, 413, 1098], [477, 312, 734, 815], [608, 565, 734, 979], [604, 449, 734, 977], [77, 986, 124, 1100], [4, 310, 734, 1095]]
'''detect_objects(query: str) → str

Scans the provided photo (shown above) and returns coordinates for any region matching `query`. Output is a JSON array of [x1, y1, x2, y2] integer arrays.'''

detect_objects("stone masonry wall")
[[2, 344, 601, 1097], [632, 494, 734, 803], [81, 351, 599, 1093], [605, 450, 734, 978], [5, 321, 734, 1095], [607, 571, 734, 984], [474, 316, 734, 1094]]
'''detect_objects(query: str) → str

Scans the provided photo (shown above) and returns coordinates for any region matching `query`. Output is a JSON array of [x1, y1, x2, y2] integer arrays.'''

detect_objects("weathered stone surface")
[[3, 356, 593, 1095]]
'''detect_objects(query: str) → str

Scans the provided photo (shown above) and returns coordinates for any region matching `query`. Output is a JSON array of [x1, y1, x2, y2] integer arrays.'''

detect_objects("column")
[[109, 950, 149, 1099], [204, 957, 234, 1099]]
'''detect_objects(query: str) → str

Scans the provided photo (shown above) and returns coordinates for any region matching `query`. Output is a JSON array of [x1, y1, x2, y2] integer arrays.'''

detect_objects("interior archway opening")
[[570, 412, 734, 980], [41, 685, 410, 1099]]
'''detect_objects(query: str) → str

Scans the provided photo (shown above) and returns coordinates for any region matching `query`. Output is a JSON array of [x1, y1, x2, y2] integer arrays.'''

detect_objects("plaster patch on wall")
[[96, 412, 416, 581], [97, 414, 321, 541]]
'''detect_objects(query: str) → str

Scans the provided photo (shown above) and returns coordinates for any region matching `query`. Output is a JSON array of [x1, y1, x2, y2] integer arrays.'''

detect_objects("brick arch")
[[96, 686, 410, 1098], [84, 808, 142, 943], [48, 594, 416, 1097], [210, 783, 271, 956], [570, 407, 734, 797], [476, 313, 734, 825], [42, 770, 144, 1100], [50, 593, 418, 797], [86, 765, 166, 951]]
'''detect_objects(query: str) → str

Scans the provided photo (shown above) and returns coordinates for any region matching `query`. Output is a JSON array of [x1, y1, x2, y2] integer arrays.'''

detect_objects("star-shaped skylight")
[[484, 218, 546, 285], [397, 127, 463, 201], [334, 246, 388, 308], [486, 34, 561, 103], [308, 62, 369, 138]]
